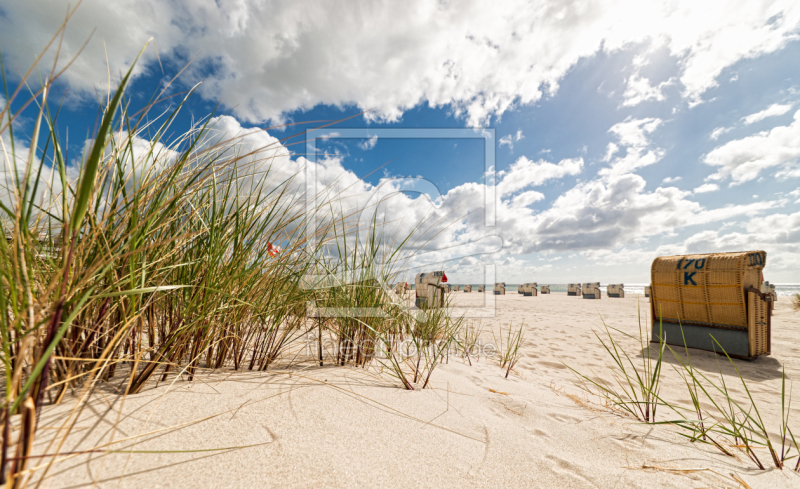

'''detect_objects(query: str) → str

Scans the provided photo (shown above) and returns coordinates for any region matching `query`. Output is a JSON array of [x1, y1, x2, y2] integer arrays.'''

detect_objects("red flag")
[[441, 272, 448, 283]]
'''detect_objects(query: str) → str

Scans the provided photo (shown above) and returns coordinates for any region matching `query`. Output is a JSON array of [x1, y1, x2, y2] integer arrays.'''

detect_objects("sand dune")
[[31, 293, 800, 488]]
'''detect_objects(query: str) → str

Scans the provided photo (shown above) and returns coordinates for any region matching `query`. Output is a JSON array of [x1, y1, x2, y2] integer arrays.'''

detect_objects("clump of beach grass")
[[493, 322, 526, 378], [567, 304, 665, 422], [459, 319, 484, 366], [569, 304, 800, 472], [791, 293, 800, 310], [660, 338, 800, 471], [0, 24, 461, 485]]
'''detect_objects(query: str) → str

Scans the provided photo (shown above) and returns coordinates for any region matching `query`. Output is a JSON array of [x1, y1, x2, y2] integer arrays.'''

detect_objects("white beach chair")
[[607, 284, 624, 298], [414, 271, 447, 309]]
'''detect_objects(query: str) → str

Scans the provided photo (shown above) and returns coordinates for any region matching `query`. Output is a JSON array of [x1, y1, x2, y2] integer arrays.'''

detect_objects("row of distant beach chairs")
[[397, 282, 652, 298], [404, 250, 779, 360]]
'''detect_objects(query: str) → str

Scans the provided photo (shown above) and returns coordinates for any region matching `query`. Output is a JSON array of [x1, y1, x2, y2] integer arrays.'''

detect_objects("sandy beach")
[[29, 292, 800, 488]]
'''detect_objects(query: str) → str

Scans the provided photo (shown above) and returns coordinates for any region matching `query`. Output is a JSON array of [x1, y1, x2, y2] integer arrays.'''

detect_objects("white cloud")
[[603, 142, 619, 162], [677, 211, 800, 280], [742, 103, 793, 125], [776, 164, 800, 180], [511, 190, 545, 208], [693, 183, 720, 193], [359, 135, 378, 151], [1, 1, 799, 125], [622, 74, 673, 106], [496, 156, 583, 196], [608, 117, 662, 149], [705, 109, 800, 184], [600, 117, 664, 177], [662, 176, 682, 183], [499, 129, 524, 150], [710, 126, 733, 140]]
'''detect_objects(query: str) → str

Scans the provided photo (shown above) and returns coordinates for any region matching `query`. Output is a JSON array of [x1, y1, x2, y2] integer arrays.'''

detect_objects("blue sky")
[[2, 0, 800, 283]]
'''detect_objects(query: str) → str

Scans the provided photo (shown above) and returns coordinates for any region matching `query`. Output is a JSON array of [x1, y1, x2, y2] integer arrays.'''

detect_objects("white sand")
[[29, 293, 800, 488]]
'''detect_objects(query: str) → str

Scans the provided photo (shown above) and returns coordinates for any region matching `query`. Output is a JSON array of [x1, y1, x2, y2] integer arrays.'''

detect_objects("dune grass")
[[458, 320, 484, 366], [0, 32, 460, 485], [791, 293, 800, 310], [569, 305, 800, 472], [567, 305, 665, 423], [493, 322, 526, 379]]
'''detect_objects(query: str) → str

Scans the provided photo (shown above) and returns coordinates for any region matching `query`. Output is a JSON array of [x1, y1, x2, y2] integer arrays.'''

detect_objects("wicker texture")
[[748, 291, 770, 356], [651, 251, 766, 330], [541, 285, 550, 294]]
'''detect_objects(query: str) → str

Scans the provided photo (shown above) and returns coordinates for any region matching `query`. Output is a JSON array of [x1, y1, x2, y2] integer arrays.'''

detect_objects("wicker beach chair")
[[650, 251, 773, 359], [607, 284, 624, 298], [414, 271, 447, 309], [582, 282, 601, 299], [567, 283, 582, 296], [523, 282, 538, 297], [494, 282, 506, 295]]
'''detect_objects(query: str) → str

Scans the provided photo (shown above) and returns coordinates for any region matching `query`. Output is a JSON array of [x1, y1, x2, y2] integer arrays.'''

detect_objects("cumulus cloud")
[[1, 1, 799, 125], [742, 103, 793, 124], [662, 175, 682, 183], [705, 109, 800, 184], [600, 117, 664, 177], [677, 211, 800, 279], [358, 135, 378, 151], [710, 126, 733, 140], [181, 115, 780, 266], [499, 129, 524, 150], [1, 131, 80, 216], [496, 156, 583, 196], [622, 74, 674, 106], [693, 183, 720, 193]]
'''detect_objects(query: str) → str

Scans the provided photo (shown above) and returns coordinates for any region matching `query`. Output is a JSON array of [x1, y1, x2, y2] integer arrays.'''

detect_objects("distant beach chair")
[[523, 282, 538, 297], [414, 271, 447, 309], [395, 282, 410, 296], [607, 284, 624, 298], [761, 281, 777, 301], [454, 285, 460, 292], [494, 282, 506, 295], [567, 283, 582, 296], [541, 285, 550, 294], [644, 285, 651, 297], [478, 285, 485, 292], [582, 282, 601, 299], [650, 251, 774, 359], [464, 285, 472, 292]]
